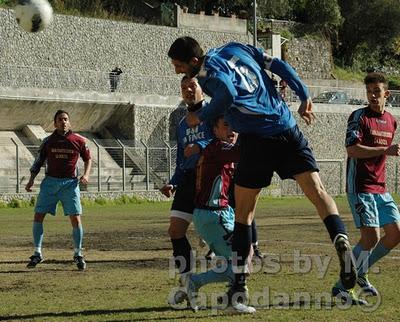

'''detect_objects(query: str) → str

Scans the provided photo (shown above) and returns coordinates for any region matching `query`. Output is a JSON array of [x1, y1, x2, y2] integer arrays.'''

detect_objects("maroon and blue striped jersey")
[[30, 130, 91, 178], [346, 107, 397, 193], [194, 139, 240, 209]]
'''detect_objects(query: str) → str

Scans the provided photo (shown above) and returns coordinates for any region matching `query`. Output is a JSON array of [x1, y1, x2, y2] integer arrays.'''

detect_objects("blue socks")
[[323, 214, 347, 242], [353, 242, 390, 276], [232, 222, 252, 287], [72, 224, 84, 256], [191, 264, 234, 289], [368, 241, 390, 270], [33, 221, 44, 255], [352, 243, 370, 275]]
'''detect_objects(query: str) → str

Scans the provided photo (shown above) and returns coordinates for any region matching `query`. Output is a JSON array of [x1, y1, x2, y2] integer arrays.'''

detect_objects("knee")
[[361, 234, 380, 250], [385, 227, 400, 248], [168, 225, 186, 239], [34, 213, 45, 223]]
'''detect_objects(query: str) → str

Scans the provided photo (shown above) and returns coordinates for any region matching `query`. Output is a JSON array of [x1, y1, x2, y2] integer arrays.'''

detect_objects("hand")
[[298, 98, 316, 125], [186, 112, 201, 128], [160, 184, 175, 198], [184, 144, 201, 158], [385, 144, 400, 156], [25, 179, 34, 192], [79, 175, 89, 185]]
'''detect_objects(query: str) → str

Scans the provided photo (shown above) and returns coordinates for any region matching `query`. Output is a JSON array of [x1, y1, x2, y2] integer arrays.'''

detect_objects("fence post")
[[163, 140, 172, 181], [141, 140, 150, 190], [339, 161, 343, 195], [117, 139, 126, 191], [93, 139, 101, 192], [11, 138, 19, 193]]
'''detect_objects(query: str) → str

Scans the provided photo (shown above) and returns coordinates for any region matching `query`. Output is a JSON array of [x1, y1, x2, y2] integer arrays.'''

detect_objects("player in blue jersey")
[[168, 37, 357, 312], [160, 76, 214, 306]]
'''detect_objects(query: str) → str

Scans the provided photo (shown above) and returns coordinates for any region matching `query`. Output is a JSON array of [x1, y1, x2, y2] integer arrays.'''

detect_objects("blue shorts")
[[347, 192, 400, 228], [35, 176, 82, 216], [192, 206, 234, 259], [235, 125, 319, 189], [170, 169, 196, 222]]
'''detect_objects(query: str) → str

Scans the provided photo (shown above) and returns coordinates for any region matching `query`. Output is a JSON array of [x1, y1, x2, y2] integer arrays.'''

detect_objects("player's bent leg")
[[295, 171, 357, 289], [294, 171, 338, 219], [222, 185, 260, 313], [69, 215, 86, 271]]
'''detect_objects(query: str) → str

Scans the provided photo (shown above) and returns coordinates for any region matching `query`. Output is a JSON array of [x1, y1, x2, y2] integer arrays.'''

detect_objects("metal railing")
[[1, 137, 399, 196], [0, 137, 177, 193]]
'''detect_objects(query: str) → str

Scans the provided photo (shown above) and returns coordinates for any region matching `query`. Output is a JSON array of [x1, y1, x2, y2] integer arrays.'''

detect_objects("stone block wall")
[[0, 9, 252, 96]]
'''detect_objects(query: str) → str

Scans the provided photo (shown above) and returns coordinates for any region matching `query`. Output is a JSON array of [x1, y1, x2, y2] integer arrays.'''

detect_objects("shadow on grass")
[[0, 307, 173, 321]]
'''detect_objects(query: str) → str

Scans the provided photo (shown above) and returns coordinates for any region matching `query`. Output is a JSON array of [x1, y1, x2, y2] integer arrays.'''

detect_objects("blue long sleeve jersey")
[[196, 42, 309, 137], [169, 109, 214, 186]]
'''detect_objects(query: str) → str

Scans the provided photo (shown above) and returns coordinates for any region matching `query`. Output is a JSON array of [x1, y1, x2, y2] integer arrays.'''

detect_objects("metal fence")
[[2, 136, 400, 196], [0, 138, 177, 193]]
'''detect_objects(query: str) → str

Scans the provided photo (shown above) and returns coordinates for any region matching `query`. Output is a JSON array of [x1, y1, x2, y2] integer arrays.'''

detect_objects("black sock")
[[232, 222, 252, 287], [251, 219, 258, 245], [323, 214, 347, 242], [171, 236, 192, 274]]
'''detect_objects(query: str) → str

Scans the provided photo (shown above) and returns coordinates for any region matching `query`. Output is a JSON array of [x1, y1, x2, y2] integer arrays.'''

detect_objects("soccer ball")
[[14, 0, 53, 33]]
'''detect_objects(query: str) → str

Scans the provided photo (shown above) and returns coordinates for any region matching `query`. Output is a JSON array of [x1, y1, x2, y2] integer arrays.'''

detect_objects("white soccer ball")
[[14, 0, 53, 33]]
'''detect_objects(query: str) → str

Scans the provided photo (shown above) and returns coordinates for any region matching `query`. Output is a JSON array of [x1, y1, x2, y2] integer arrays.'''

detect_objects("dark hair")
[[54, 110, 69, 122], [213, 114, 225, 128], [168, 37, 203, 63], [364, 72, 388, 89]]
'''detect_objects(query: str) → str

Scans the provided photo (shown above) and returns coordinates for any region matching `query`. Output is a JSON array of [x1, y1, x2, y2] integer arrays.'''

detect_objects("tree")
[[338, 0, 400, 66], [304, 0, 342, 37]]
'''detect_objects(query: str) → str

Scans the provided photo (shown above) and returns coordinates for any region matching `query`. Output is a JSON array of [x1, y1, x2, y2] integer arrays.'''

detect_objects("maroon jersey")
[[31, 131, 91, 178], [345, 107, 397, 193], [194, 139, 240, 209]]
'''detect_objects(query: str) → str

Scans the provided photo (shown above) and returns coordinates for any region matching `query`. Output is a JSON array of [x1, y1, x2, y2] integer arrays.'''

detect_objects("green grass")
[[332, 65, 365, 83], [0, 197, 399, 321]]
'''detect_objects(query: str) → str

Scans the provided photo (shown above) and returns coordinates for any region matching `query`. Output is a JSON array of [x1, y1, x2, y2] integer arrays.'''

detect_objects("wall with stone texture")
[[284, 37, 332, 79], [0, 9, 252, 96]]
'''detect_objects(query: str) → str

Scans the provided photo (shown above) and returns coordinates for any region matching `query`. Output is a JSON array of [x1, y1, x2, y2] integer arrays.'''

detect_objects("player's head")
[[213, 114, 237, 144], [168, 37, 203, 77], [181, 76, 203, 107], [364, 72, 390, 111], [53, 110, 71, 134]]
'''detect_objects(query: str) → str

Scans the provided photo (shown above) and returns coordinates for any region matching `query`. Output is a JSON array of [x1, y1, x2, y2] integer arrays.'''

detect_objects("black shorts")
[[171, 169, 196, 216], [235, 125, 319, 189]]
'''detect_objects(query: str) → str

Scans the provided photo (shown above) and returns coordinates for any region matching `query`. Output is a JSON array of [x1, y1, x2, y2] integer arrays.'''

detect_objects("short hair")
[[53, 110, 69, 122], [168, 37, 203, 63], [213, 114, 225, 128], [364, 72, 388, 89]]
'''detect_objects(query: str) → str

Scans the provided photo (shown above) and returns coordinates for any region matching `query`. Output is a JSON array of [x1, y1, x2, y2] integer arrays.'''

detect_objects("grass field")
[[0, 197, 399, 321]]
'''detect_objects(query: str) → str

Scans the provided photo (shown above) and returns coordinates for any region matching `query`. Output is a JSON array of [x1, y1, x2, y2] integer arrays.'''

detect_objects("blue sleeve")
[[30, 140, 47, 175], [197, 72, 238, 122], [269, 58, 309, 101], [169, 128, 184, 186], [345, 111, 363, 147]]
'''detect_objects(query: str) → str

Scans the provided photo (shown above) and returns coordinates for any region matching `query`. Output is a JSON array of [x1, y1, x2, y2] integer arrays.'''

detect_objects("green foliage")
[[332, 65, 365, 82], [6, 198, 34, 208], [338, 0, 400, 67], [257, 0, 292, 19], [304, 0, 342, 36]]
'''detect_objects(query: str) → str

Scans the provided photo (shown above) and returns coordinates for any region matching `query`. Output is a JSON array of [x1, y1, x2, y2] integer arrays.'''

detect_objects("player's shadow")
[[0, 307, 172, 321]]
